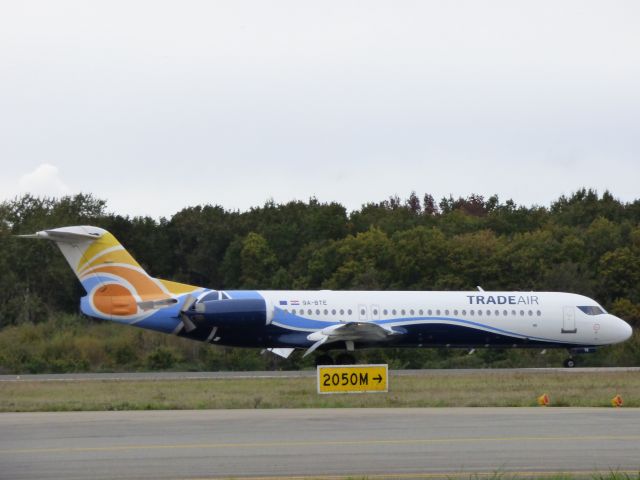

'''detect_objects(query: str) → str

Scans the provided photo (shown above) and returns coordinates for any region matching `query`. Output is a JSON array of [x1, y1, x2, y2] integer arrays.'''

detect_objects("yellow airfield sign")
[[317, 364, 388, 394]]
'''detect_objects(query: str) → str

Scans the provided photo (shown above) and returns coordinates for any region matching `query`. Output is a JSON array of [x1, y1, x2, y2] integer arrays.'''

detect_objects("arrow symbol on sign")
[[373, 374, 383, 384]]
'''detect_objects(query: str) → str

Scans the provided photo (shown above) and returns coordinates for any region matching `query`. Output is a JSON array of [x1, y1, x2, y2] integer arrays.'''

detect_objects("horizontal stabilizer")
[[18, 227, 100, 243], [137, 298, 179, 311]]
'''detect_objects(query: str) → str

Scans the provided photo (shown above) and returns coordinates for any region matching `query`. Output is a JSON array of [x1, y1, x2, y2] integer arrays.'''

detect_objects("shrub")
[[146, 347, 178, 370]]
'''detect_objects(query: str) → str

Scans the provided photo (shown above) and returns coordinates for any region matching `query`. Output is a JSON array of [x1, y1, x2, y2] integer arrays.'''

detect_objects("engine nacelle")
[[191, 298, 267, 328]]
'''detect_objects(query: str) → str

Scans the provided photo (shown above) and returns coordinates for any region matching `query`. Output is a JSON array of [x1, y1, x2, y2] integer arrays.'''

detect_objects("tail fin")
[[21, 226, 201, 320]]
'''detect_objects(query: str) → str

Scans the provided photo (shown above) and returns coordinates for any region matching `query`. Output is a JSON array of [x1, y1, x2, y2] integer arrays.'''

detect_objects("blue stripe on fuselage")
[[270, 310, 586, 345], [272, 308, 336, 330], [377, 316, 554, 342]]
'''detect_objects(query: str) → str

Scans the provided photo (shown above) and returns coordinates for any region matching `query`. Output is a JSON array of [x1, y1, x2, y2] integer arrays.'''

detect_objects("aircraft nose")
[[615, 316, 633, 343]]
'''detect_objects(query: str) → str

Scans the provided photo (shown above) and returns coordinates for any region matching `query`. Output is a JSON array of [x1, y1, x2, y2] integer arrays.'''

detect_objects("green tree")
[[392, 226, 447, 289], [239, 232, 278, 289], [599, 247, 640, 302], [166, 205, 238, 287], [322, 228, 394, 290], [437, 230, 503, 290]]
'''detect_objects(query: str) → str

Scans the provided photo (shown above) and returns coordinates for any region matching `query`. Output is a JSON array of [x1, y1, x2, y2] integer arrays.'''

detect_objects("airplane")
[[21, 225, 633, 368]]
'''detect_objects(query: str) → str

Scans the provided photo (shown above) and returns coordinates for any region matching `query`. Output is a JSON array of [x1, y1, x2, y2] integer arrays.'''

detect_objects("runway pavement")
[[1, 408, 639, 479]]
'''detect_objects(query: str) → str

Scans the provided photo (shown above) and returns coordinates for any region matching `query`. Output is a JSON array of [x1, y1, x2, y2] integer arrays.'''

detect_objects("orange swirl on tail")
[[84, 265, 169, 301], [93, 284, 137, 316]]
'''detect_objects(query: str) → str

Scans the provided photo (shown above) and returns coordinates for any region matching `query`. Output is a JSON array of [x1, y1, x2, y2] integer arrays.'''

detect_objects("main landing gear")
[[314, 353, 357, 366], [563, 357, 576, 368], [315, 354, 333, 366], [336, 353, 357, 365]]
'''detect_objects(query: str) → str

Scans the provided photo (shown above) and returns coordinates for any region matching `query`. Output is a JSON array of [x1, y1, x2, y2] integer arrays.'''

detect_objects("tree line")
[[0, 189, 638, 372]]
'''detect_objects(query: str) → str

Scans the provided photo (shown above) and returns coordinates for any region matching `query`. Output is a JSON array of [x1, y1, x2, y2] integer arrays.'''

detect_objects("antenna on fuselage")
[[476, 286, 485, 292]]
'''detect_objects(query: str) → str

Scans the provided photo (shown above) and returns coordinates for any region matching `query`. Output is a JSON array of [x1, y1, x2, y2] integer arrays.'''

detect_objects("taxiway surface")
[[1, 408, 639, 479]]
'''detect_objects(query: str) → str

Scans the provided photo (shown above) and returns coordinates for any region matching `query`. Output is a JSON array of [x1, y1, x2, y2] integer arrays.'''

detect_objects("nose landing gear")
[[563, 347, 597, 368]]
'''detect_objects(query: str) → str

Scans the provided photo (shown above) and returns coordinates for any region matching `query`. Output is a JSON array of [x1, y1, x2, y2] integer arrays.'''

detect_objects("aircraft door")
[[358, 304, 368, 321], [562, 306, 577, 333]]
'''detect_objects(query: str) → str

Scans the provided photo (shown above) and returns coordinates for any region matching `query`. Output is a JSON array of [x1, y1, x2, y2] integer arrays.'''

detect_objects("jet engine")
[[188, 297, 267, 328]]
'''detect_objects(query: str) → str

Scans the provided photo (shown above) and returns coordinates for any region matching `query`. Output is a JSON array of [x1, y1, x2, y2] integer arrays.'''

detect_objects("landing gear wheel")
[[564, 358, 576, 368], [335, 353, 356, 365], [315, 354, 334, 366]]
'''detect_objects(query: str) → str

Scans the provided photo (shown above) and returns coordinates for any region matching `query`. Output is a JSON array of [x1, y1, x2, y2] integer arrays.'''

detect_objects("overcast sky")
[[1, 1, 639, 218]]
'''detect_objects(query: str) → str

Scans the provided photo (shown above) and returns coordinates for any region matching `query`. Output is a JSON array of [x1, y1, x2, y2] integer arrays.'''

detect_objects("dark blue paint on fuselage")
[[191, 298, 266, 328], [173, 310, 594, 351]]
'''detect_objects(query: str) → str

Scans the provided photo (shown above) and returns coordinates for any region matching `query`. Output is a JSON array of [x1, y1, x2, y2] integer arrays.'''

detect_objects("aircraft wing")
[[303, 322, 403, 357]]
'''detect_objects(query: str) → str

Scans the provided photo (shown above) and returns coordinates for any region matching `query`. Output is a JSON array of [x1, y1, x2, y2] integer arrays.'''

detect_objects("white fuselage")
[[256, 290, 632, 347]]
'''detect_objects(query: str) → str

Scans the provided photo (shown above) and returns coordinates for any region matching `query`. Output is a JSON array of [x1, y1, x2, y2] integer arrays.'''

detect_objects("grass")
[[206, 472, 640, 479], [458, 473, 639, 480], [440, 473, 639, 480], [304, 473, 640, 480], [1, 370, 639, 412]]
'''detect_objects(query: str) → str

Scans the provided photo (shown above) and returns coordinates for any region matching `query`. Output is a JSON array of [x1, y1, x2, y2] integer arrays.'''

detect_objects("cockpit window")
[[201, 291, 219, 302], [578, 306, 606, 315]]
